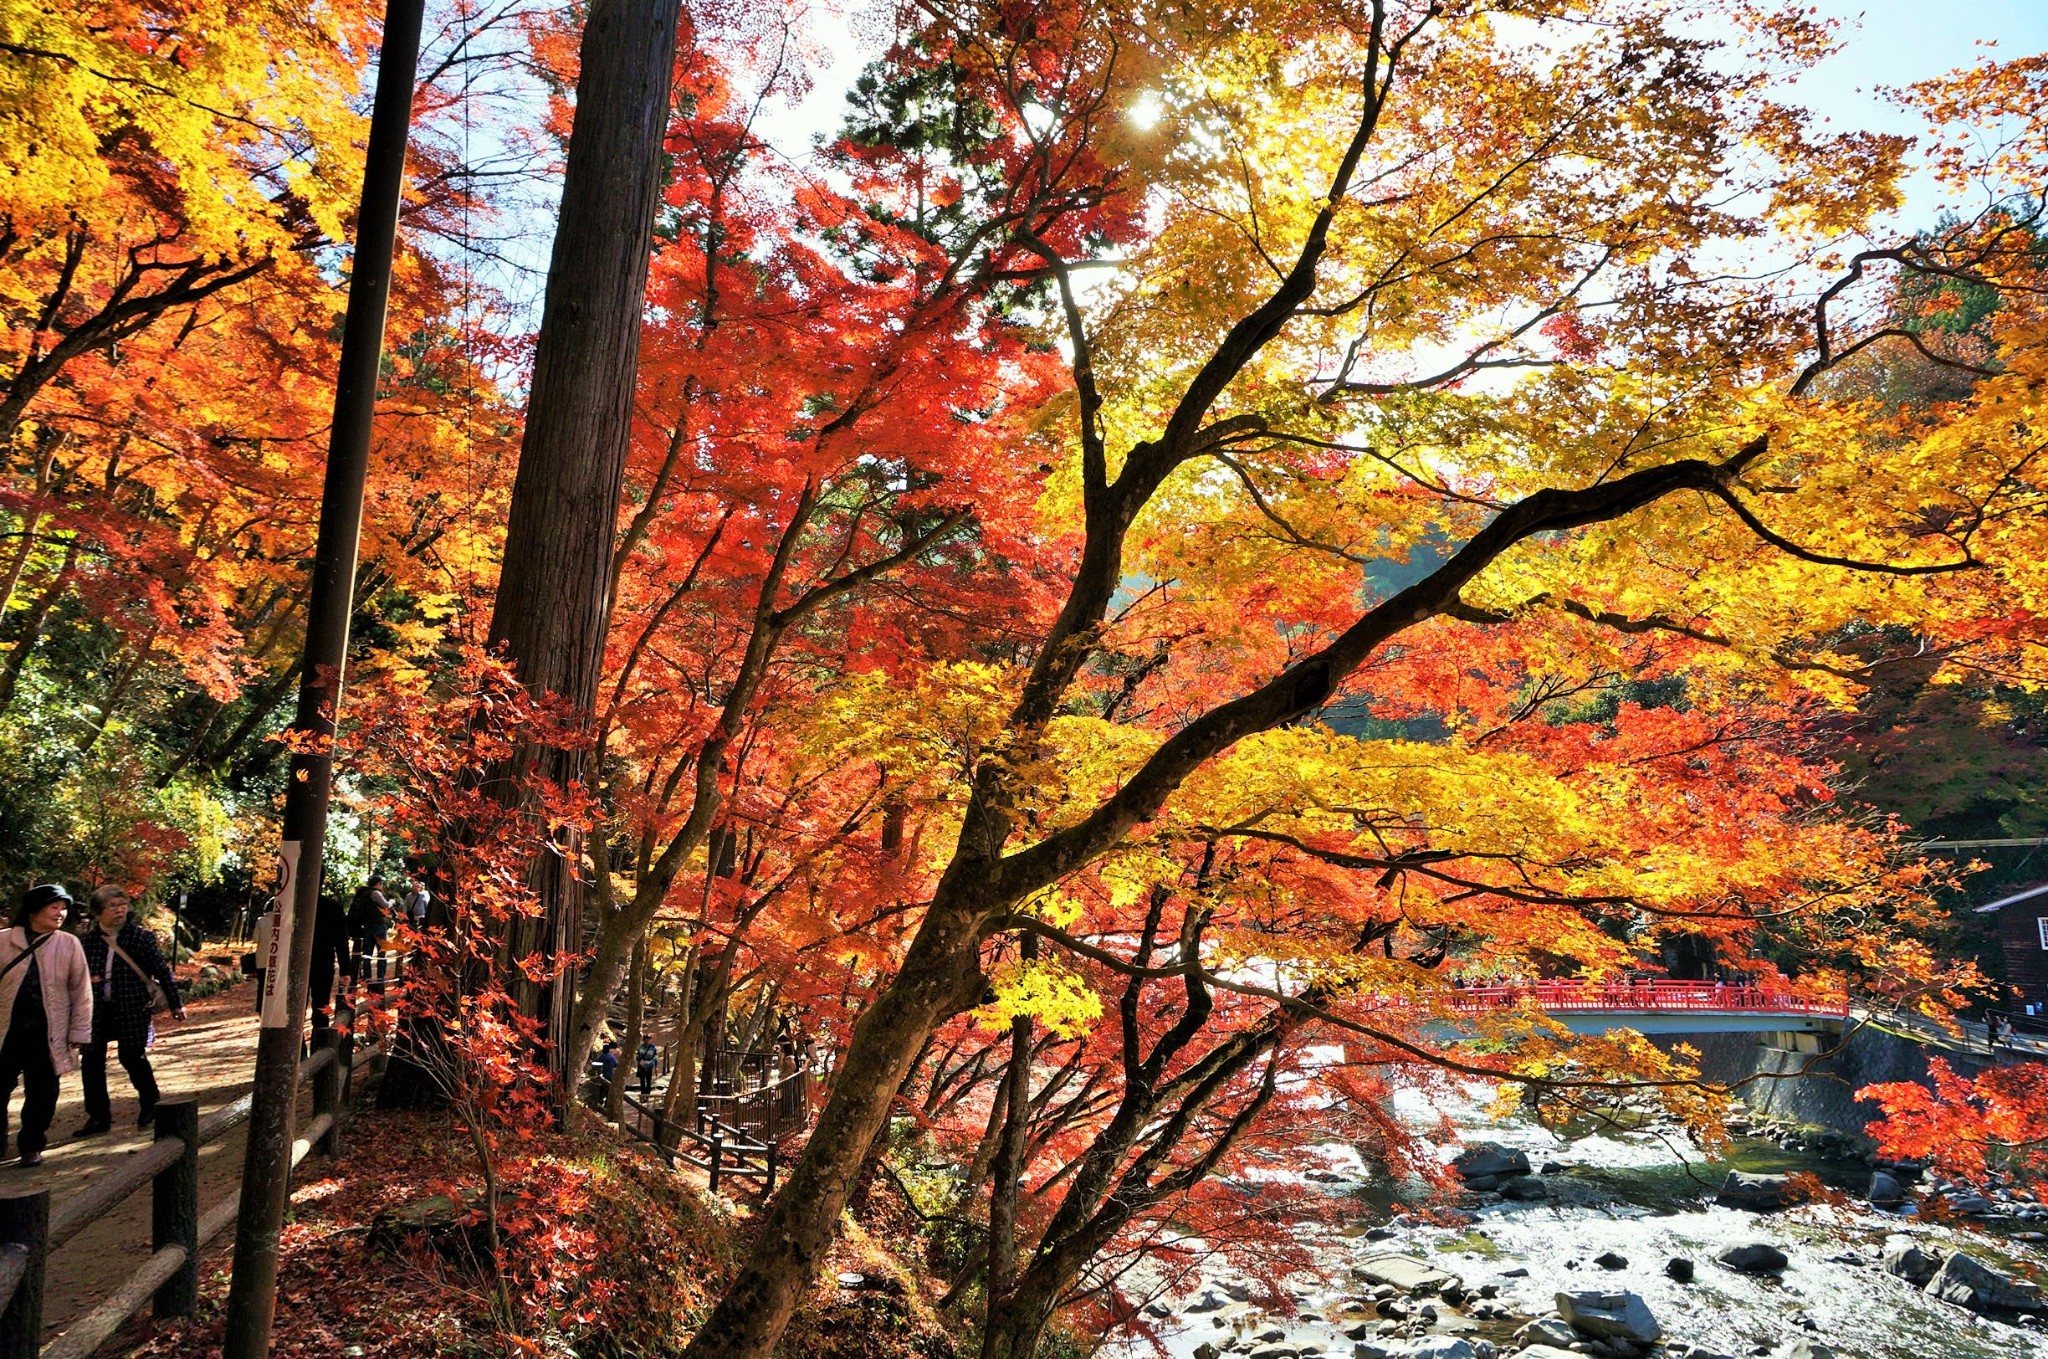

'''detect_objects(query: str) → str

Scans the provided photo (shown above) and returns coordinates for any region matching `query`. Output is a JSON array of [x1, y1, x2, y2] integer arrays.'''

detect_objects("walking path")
[[29, 981, 267, 1338]]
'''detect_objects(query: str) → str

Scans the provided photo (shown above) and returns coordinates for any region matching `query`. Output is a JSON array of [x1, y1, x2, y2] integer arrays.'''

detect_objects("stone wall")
[[1657, 1023, 1998, 1140]]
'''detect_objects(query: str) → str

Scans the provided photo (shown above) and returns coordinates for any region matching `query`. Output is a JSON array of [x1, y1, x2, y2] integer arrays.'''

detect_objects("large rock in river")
[[1715, 1242, 1789, 1275], [1451, 1143, 1530, 1181], [1880, 1234, 1942, 1287], [1513, 1318, 1577, 1348], [1387, 1340, 1475, 1359], [1716, 1171, 1789, 1210], [1923, 1250, 2044, 1312], [1554, 1289, 1661, 1343], [1353, 1252, 1461, 1296]]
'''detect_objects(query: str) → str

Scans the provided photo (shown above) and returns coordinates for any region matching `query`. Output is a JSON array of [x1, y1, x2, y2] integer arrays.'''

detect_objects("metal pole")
[[221, 2, 423, 1352]]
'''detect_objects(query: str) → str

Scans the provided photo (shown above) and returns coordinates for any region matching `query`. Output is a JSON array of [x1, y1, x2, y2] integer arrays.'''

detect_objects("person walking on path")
[[75, 885, 184, 1136], [348, 874, 391, 985], [635, 1037, 659, 1100], [400, 877, 431, 930], [309, 887, 349, 1029], [0, 885, 91, 1165]]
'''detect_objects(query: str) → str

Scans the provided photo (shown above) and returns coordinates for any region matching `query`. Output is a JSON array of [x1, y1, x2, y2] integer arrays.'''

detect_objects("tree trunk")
[[982, 937, 1034, 1358], [610, 935, 646, 1123], [978, 1282, 1060, 1359], [483, 0, 683, 1081], [0, 538, 76, 716], [678, 891, 991, 1359]]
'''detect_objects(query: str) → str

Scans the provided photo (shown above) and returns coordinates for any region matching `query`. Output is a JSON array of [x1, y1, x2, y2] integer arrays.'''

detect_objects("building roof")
[[1975, 881, 2048, 913]]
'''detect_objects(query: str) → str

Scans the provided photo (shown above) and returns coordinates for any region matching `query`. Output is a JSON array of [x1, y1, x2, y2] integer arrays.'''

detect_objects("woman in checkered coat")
[[75, 885, 184, 1136]]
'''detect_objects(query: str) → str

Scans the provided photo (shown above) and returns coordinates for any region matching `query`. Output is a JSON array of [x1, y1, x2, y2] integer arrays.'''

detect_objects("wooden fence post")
[[0, 1188, 47, 1359], [338, 1007, 359, 1107], [152, 1099, 200, 1318], [313, 1029, 344, 1157], [708, 1126, 723, 1195]]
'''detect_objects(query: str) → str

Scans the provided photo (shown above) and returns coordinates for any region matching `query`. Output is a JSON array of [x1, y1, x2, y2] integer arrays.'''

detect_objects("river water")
[[1111, 1083, 2048, 1359]]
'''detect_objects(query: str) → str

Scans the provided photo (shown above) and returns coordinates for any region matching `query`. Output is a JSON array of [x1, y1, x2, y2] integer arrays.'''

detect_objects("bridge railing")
[[1438, 980, 1850, 1017]]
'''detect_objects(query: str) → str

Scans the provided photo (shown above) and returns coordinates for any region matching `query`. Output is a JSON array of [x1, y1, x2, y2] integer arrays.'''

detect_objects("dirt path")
[[25, 980, 276, 1338]]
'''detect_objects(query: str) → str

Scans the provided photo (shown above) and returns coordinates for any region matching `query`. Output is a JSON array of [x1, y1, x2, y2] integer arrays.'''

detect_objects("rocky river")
[[1111, 1084, 2048, 1359]]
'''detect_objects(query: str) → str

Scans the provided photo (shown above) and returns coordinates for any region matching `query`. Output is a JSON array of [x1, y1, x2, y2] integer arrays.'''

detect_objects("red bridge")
[[1417, 979, 1851, 1036]]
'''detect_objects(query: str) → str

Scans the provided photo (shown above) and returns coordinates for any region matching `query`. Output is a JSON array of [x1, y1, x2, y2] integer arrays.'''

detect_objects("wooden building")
[[1976, 881, 2048, 1013]]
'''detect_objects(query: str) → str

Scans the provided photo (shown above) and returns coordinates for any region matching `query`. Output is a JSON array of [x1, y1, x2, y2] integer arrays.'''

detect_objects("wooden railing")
[[600, 1054, 814, 1198], [0, 1021, 360, 1359]]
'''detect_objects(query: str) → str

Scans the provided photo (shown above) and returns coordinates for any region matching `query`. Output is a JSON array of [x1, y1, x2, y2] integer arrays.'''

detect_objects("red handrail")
[[1425, 979, 1848, 1018]]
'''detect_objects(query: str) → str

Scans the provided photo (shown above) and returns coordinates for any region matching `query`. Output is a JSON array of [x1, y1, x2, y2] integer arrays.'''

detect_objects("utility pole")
[[221, 1, 423, 1352]]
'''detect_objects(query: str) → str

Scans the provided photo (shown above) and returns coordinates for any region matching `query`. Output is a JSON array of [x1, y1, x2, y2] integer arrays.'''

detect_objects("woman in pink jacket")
[[0, 885, 93, 1165]]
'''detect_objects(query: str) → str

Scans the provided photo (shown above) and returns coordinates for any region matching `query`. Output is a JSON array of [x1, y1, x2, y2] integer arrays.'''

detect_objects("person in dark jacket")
[[76, 885, 183, 1135], [347, 875, 390, 984], [308, 888, 349, 1027], [635, 1038, 659, 1099]]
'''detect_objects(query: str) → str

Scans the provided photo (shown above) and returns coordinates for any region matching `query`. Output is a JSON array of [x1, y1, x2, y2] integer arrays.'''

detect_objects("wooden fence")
[[0, 1021, 360, 1359], [601, 1056, 813, 1196]]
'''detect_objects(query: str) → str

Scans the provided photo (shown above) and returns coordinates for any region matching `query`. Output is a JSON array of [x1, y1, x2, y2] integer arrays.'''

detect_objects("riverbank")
[[1118, 1086, 2048, 1359]]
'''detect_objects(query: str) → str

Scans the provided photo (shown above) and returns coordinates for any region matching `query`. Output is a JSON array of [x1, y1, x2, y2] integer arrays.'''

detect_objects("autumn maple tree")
[[636, 3, 2048, 1356]]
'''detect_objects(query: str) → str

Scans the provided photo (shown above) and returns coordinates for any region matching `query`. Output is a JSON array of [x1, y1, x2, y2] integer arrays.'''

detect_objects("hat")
[[22, 884, 70, 912]]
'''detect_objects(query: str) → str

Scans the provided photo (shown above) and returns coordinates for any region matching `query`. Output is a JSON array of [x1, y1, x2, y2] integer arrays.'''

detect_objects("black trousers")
[[0, 1010, 58, 1156], [81, 1033, 159, 1124]]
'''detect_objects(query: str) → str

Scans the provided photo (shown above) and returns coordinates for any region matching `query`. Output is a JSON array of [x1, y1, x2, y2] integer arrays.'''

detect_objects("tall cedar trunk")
[[484, 0, 682, 1082], [679, 891, 990, 1359]]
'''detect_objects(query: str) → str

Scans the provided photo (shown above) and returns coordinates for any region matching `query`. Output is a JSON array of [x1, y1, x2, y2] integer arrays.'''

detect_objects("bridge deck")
[[1398, 980, 1849, 1038]]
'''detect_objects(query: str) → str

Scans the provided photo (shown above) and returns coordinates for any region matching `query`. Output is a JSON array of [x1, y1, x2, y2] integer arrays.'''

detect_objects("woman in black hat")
[[0, 886, 92, 1165], [75, 884, 183, 1136]]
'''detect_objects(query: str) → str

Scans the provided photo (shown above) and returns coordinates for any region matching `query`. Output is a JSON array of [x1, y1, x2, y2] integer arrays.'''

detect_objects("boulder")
[[1664, 1258, 1694, 1283], [1946, 1193, 1998, 1215], [1880, 1234, 1942, 1287], [1923, 1250, 2044, 1312], [1554, 1290, 1661, 1344], [1773, 1343, 1836, 1359], [1354, 1253, 1462, 1297], [1185, 1290, 1229, 1313], [1716, 1171, 1789, 1210], [1511, 1350, 1580, 1359], [1248, 1347, 1299, 1359], [1499, 1175, 1549, 1201], [1592, 1251, 1628, 1271], [1452, 1143, 1532, 1181], [1715, 1243, 1789, 1275], [1513, 1317, 1578, 1349], [1867, 1170, 1906, 1207], [1389, 1341, 1475, 1359], [1194, 1346, 1223, 1359], [1352, 1346, 1392, 1359], [1462, 1174, 1502, 1192]]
